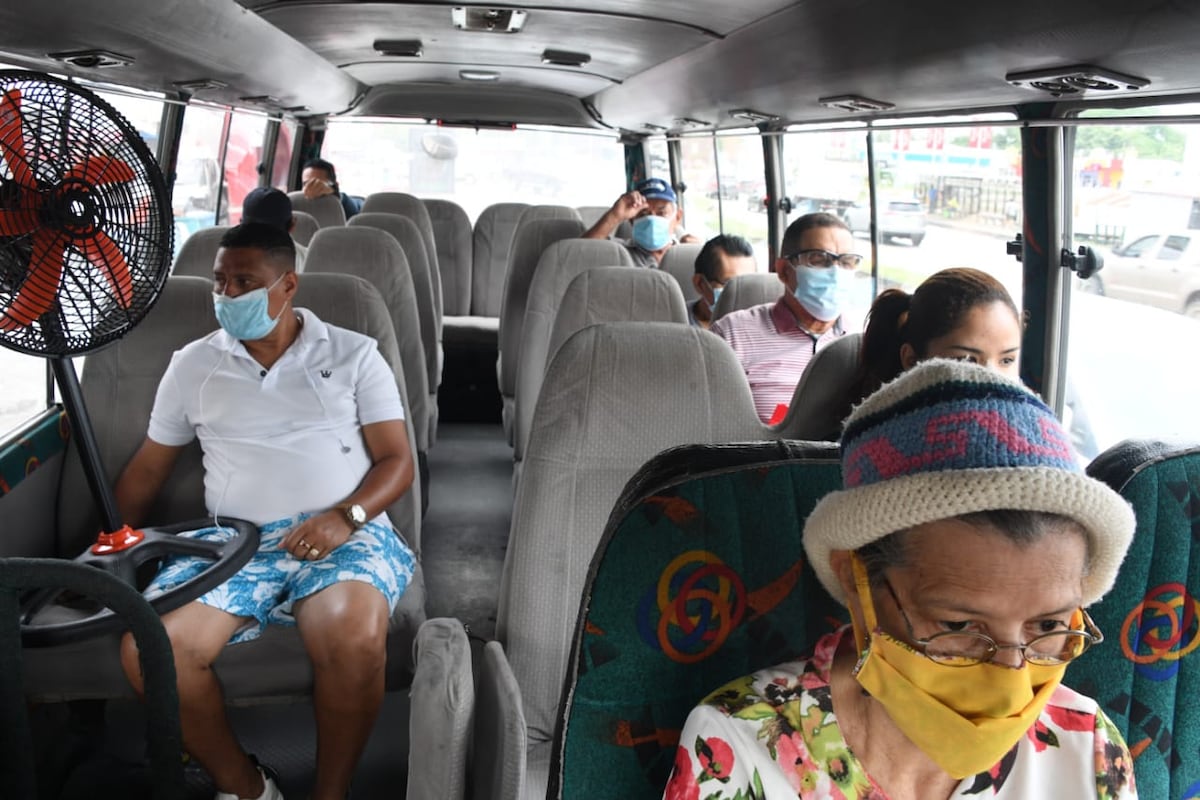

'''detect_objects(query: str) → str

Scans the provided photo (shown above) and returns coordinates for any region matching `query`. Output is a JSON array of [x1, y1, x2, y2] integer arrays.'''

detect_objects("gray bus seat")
[[171, 226, 227, 277], [447, 202, 530, 350], [407, 617, 474, 800], [497, 219, 586, 443], [361, 192, 444, 310], [576, 205, 631, 240], [30, 275, 425, 703], [773, 333, 863, 441], [423, 198, 473, 316], [516, 204, 582, 228], [472, 640, 527, 800], [287, 191, 346, 228], [290, 210, 320, 246], [349, 213, 443, 445], [490, 321, 763, 798], [712, 272, 785, 321], [657, 243, 703, 302]]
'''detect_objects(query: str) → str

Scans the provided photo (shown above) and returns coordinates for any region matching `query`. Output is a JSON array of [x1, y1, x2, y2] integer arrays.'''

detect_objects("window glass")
[[93, 88, 164, 153], [271, 120, 297, 188], [173, 105, 229, 252], [320, 120, 625, 223], [1066, 112, 1200, 459], [714, 131, 768, 267], [646, 138, 671, 181], [0, 356, 50, 437], [677, 134, 720, 251], [221, 111, 268, 224]]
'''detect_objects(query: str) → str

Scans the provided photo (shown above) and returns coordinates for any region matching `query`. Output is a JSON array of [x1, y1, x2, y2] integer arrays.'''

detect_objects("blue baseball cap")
[[636, 177, 677, 204]]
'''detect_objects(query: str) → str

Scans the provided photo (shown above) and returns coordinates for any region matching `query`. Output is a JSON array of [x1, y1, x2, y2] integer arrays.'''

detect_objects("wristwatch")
[[339, 503, 368, 530]]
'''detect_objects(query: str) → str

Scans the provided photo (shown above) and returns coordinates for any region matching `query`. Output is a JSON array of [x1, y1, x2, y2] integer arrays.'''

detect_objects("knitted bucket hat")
[[803, 359, 1135, 607]]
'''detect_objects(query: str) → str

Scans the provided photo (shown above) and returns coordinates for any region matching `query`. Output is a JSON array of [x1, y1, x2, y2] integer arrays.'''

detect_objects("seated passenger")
[[115, 223, 415, 800], [302, 157, 363, 220], [666, 359, 1137, 800], [710, 213, 857, 423], [583, 177, 700, 267], [688, 233, 756, 330], [835, 267, 1023, 427], [241, 186, 308, 271]]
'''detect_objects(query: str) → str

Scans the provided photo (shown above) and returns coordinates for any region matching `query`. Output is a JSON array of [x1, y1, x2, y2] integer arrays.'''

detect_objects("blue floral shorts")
[[145, 513, 415, 644]]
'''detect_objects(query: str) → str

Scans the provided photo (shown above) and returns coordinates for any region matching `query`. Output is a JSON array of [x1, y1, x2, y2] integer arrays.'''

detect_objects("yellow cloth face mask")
[[849, 556, 1067, 779]]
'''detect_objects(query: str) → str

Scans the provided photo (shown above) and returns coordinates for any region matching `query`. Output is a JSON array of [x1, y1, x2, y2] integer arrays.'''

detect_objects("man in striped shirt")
[[711, 213, 860, 423]]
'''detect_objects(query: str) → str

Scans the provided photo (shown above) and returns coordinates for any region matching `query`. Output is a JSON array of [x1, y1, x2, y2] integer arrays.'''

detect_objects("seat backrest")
[[712, 272, 785, 321], [471, 203, 531, 318], [497, 220, 586, 407], [512, 241, 637, 461], [290, 210, 320, 246], [305, 226, 432, 454], [1069, 441, 1200, 800], [574, 205, 609, 231], [360, 193, 443, 307], [349, 213, 442, 397], [57, 274, 422, 557], [171, 226, 227, 278], [657, 244, 703, 302], [473, 640, 527, 800], [773, 332, 862, 441], [516, 204, 583, 228], [497, 322, 764, 754], [287, 191, 346, 228], [423, 198, 474, 316], [551, 441, 846, 800], [407, 617, 474, 800]]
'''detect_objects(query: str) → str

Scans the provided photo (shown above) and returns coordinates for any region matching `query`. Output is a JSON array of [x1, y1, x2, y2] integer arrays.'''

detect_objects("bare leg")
[[120, 602, 264, 798], [294, 581, 390, 800]]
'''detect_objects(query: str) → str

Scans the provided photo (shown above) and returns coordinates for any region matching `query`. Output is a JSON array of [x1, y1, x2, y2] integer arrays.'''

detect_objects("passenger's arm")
[[583, 190, 644, 239], [279, 420, 413, 557], [114, 438, 185, 528]]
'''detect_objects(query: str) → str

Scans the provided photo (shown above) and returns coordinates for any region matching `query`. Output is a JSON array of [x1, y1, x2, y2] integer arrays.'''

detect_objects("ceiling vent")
[[672, 117, 711, 130], [542, 49, 590, 67], [47, 49, 134, 69], [452, 7, 528, 33], [374, 39, 423, 57], [174, 78, 228, 93], [1006, 65, 1150, 97], [818, 95, 894, 112], [239, 94, 281, 107], [729, 108, 780, 124]]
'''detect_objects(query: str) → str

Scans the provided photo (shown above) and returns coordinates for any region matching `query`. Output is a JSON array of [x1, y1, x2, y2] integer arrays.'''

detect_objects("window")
[[93, 88, 164, 153], [173, 104, 229, 252], [1065, 106, 1200, 459], [676, 134, 720, 247], [714, 131, 767, 266], [271, 120, 297, 188], [221, 111, 268, 225], [321, 120, 625, 223], [646, 138, 671, 181]]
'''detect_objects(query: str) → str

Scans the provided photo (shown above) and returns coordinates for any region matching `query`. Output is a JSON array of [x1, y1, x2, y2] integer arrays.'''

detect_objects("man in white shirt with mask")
[[583, 177, 700, 267], [114, 222, 415, 800]]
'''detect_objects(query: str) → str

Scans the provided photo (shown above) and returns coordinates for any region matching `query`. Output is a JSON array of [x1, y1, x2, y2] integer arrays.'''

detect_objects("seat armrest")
[[472, 641, 526, 800], [407, 618, 474, 800]]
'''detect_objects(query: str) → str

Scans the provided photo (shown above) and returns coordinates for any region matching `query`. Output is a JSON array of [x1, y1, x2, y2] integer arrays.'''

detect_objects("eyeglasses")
[[884, 580, 1102, 667], [783, 249, 863, 270]]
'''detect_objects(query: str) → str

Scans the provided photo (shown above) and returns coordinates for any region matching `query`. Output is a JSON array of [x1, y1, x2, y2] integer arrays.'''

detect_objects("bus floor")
[[30, 421, 514, 799]]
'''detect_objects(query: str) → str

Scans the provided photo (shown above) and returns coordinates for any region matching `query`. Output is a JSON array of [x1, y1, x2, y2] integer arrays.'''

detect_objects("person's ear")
[[831, 549, 867, 635], [776, 259, 794, 289], [692, 273, 709, 300], [281, 270, 299, 300], [899, 342, 918, 370]]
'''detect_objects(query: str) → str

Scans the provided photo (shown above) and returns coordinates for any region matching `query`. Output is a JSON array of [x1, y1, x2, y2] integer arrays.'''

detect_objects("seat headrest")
[[290, 211, 320, 246], [548, 268, 687, 362], [712, 272, 785, 321], [773, 332, 862, 441], [657, 243, 704, 302], [172, 227, 228, 278], [287, 191, 346, 227]]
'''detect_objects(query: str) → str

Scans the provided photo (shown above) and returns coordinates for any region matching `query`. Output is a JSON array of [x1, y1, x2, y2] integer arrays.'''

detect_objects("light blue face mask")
[[213, 274, 286, 341], [709, 284, 724, 311], [792, 264, 851, 321], [632, 214, 672, 251]]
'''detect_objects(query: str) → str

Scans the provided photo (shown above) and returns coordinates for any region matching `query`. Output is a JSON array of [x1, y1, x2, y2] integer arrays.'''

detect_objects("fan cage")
[[0, 70, 172, 356]]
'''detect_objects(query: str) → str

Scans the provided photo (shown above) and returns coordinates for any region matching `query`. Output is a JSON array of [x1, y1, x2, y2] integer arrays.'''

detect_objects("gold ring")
[[307, 546, 321, 559]]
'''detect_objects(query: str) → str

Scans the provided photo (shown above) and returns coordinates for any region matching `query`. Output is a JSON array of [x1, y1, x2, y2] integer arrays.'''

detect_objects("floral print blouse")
[[664, 626, 1136, 800]]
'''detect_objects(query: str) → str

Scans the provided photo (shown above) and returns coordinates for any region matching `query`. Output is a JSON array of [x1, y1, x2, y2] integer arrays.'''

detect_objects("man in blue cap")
[[583, 177, 700, 266]]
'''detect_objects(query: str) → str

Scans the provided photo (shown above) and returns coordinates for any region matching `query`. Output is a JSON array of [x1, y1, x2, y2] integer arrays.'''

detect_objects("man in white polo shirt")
[[114, 223, 414, 800]]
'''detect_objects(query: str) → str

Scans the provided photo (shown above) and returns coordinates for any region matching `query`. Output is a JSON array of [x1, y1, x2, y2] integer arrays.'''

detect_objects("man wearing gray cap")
[[242, 187, 308, 271]]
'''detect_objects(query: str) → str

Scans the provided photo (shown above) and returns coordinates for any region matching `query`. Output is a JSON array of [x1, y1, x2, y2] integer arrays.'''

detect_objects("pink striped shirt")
[[711, 299, 844, 423]]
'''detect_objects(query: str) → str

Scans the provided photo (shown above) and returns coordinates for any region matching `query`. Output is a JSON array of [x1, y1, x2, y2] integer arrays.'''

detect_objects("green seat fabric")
[[552, 441, 848, 799], [1070, 441, 1200, 800]]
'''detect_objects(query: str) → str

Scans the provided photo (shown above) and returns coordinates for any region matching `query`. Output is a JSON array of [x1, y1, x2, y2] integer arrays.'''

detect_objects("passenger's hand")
[[611, 190, 646, 220], [302, 177, 334, 200], [279, 510, 353, 561]]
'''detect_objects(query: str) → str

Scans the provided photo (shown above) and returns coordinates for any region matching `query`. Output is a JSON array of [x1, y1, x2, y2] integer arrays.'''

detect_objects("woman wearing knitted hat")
[[664, 360, 1138, 800]]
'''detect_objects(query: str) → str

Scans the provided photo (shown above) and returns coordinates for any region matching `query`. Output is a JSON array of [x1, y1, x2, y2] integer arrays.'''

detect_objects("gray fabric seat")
[[306, 227, 433, 462], [490, 322, 764, 798], [657, 243, 703, 302], [515, 204, 582, 228], [472, 640, 527, 800], [575, 205, 631, 239], [712, 272, 785, 321], [407, 617, 474, 800], [442, 202, 529, 350], [349, 213, 443, 445], [773, 332, 863, 441], [290, 210, 320, 246], [287, 192, 346, 228], [28, 274, 425, 702], [171, 226, 228, 277], [361, 192, 444, 310], [423, 198, 473, 316], [497, 219, 587, 443]]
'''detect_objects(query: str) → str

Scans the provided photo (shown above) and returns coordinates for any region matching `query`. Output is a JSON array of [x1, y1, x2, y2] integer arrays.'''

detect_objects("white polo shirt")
[[147, 308, 405, 526]]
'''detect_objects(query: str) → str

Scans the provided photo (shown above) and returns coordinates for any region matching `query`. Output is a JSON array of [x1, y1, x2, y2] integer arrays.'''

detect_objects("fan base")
[[90, 525, 145, 554]]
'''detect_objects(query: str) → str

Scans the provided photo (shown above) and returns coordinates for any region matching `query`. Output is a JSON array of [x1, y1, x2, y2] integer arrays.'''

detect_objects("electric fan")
[[0, 70, 256, 644]]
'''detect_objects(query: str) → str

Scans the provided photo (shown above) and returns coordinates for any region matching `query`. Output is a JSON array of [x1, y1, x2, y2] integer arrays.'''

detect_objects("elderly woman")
[[665, 359, 1137, 799]]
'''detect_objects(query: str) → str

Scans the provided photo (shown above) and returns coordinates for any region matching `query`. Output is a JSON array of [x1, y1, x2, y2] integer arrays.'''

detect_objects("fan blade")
[[65, 156, 136, 187], [0, 208, 38, 237], [77, 229, 133, 308], [0, 229, 67, 331], [0, 89, 38, 190]]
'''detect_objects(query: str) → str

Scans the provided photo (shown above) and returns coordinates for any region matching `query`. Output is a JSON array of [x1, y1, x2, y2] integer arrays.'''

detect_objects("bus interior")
[[1, 1, 1199, 798]]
